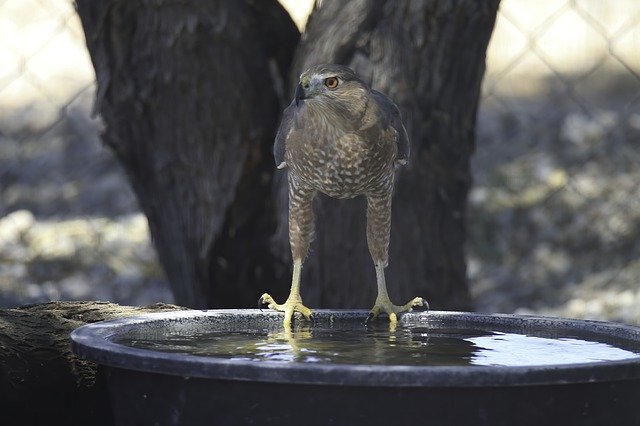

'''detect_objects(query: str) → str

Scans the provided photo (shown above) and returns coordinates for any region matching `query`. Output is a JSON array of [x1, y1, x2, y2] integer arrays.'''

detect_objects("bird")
[[259, 64, 426, 327]]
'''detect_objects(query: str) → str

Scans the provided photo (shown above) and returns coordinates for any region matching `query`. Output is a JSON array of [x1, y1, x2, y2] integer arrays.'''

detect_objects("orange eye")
[[324, 77, 339, 89]]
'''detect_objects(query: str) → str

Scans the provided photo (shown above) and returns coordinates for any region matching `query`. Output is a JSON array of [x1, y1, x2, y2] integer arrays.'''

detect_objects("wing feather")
[[273, 103, 296, 169], [371, 90, 410, 165]]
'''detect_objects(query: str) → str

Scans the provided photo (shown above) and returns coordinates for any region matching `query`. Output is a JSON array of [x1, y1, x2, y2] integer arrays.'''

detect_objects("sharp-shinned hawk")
[[260, 64, 426, 327]]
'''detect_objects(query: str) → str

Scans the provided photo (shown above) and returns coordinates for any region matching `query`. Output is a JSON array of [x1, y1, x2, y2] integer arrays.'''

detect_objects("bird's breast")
[[286, 130, 395, 198]]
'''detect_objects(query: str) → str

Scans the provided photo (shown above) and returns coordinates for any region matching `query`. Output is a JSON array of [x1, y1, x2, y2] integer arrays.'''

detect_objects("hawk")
[[260, 64, 426, 327]]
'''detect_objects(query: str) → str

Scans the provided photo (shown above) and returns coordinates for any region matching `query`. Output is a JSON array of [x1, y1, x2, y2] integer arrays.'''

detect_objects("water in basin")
[[114, 323, 640, 367]]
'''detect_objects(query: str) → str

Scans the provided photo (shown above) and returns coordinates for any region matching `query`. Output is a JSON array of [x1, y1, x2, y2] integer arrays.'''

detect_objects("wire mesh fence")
[[0, 0, 171, 307], [0, 0, 638, 323], [471, 0, 640, 323]]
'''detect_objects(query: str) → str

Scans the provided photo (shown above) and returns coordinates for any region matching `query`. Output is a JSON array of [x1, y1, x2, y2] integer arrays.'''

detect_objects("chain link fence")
[[0, 0, 638, 323], [0, 0, 171, 307], [471, 0, 640, 324]]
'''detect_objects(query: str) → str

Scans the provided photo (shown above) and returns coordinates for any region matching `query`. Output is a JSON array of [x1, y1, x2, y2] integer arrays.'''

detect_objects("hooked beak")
[[294, 83, 305, 106]]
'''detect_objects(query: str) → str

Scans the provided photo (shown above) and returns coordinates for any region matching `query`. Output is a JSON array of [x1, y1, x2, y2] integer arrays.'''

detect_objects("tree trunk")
[[75, 0, 299, 308], [76, 0, 499, 310], [0, 301, 185, 425], [276, 0, 500, 310]]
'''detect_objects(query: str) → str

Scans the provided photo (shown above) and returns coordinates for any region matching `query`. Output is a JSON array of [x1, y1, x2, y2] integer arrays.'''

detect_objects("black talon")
[[365, 313, 375, 324], [308, 314, 315, 325], [258, 296, 265, 311], [422, 298, 430, 312]]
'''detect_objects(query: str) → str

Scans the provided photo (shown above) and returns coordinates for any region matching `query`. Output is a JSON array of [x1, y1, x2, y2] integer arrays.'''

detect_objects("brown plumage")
[[260, 64, 425, 327]]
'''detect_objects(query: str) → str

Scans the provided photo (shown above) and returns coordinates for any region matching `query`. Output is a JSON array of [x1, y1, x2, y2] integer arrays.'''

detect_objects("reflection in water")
[[261, 326, 313, 362], [115, 323, 640, 367], [468, 333, 640, 366]]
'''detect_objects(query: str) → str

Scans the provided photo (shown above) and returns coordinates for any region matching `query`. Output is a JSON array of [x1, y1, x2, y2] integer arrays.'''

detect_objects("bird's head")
[[294, 64, 368, 110]]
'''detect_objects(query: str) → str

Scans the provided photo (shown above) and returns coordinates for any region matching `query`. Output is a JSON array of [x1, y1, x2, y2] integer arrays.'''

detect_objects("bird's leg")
[[260, 180, 315, 327], [259, 258, 312, 327], [368, 261, 427, 324], [366, 191, 428, 325]]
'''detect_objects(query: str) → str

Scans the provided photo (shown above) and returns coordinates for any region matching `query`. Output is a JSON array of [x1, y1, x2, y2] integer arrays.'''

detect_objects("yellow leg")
[[259, 259, 313, 327], [368, 261, 427, 325]]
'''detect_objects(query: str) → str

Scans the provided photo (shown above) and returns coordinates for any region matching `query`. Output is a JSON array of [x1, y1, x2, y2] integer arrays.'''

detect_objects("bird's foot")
[[259, 293, 313, 327], [366, 296, 428, 324]]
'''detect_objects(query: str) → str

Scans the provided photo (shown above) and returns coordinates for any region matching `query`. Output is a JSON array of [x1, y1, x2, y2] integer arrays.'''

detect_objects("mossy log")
[[0, 301, 186, 425]]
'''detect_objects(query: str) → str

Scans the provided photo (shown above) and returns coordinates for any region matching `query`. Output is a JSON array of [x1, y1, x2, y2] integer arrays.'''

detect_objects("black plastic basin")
[[70, 310, 640, 426]]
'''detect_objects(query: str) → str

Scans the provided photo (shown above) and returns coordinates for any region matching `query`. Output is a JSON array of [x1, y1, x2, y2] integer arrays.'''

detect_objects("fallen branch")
[[0, 301, 186, 425]]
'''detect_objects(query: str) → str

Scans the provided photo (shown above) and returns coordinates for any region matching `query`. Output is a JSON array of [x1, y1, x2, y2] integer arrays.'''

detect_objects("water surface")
[[114, 324, 640, 367]]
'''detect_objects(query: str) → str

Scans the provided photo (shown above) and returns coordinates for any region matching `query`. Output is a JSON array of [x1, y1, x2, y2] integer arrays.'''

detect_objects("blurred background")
[[0, 0, 638, 324]]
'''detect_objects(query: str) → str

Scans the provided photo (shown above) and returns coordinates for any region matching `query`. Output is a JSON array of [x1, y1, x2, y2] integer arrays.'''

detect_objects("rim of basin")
[[70, 309, 640, 388]]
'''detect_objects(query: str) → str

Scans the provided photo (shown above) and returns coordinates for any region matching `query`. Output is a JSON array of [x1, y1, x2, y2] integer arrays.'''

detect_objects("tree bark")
[[76, 0, 499, 310], [276, 0, 500, 310], [75, 0, 299, 308], [0, 301, 185, 425]]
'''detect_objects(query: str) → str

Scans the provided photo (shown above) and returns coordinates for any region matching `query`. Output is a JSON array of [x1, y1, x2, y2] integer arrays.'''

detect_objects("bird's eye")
[[324, 77, 339, 89]]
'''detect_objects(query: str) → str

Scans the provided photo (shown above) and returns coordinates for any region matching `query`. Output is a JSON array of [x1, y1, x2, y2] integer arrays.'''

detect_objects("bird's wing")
[[371, 90, 410, 165], [273, 103, 296, 169]]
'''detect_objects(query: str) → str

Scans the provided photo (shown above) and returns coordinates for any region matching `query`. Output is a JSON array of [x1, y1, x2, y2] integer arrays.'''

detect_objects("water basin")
[[70, 310, 640, 425]]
